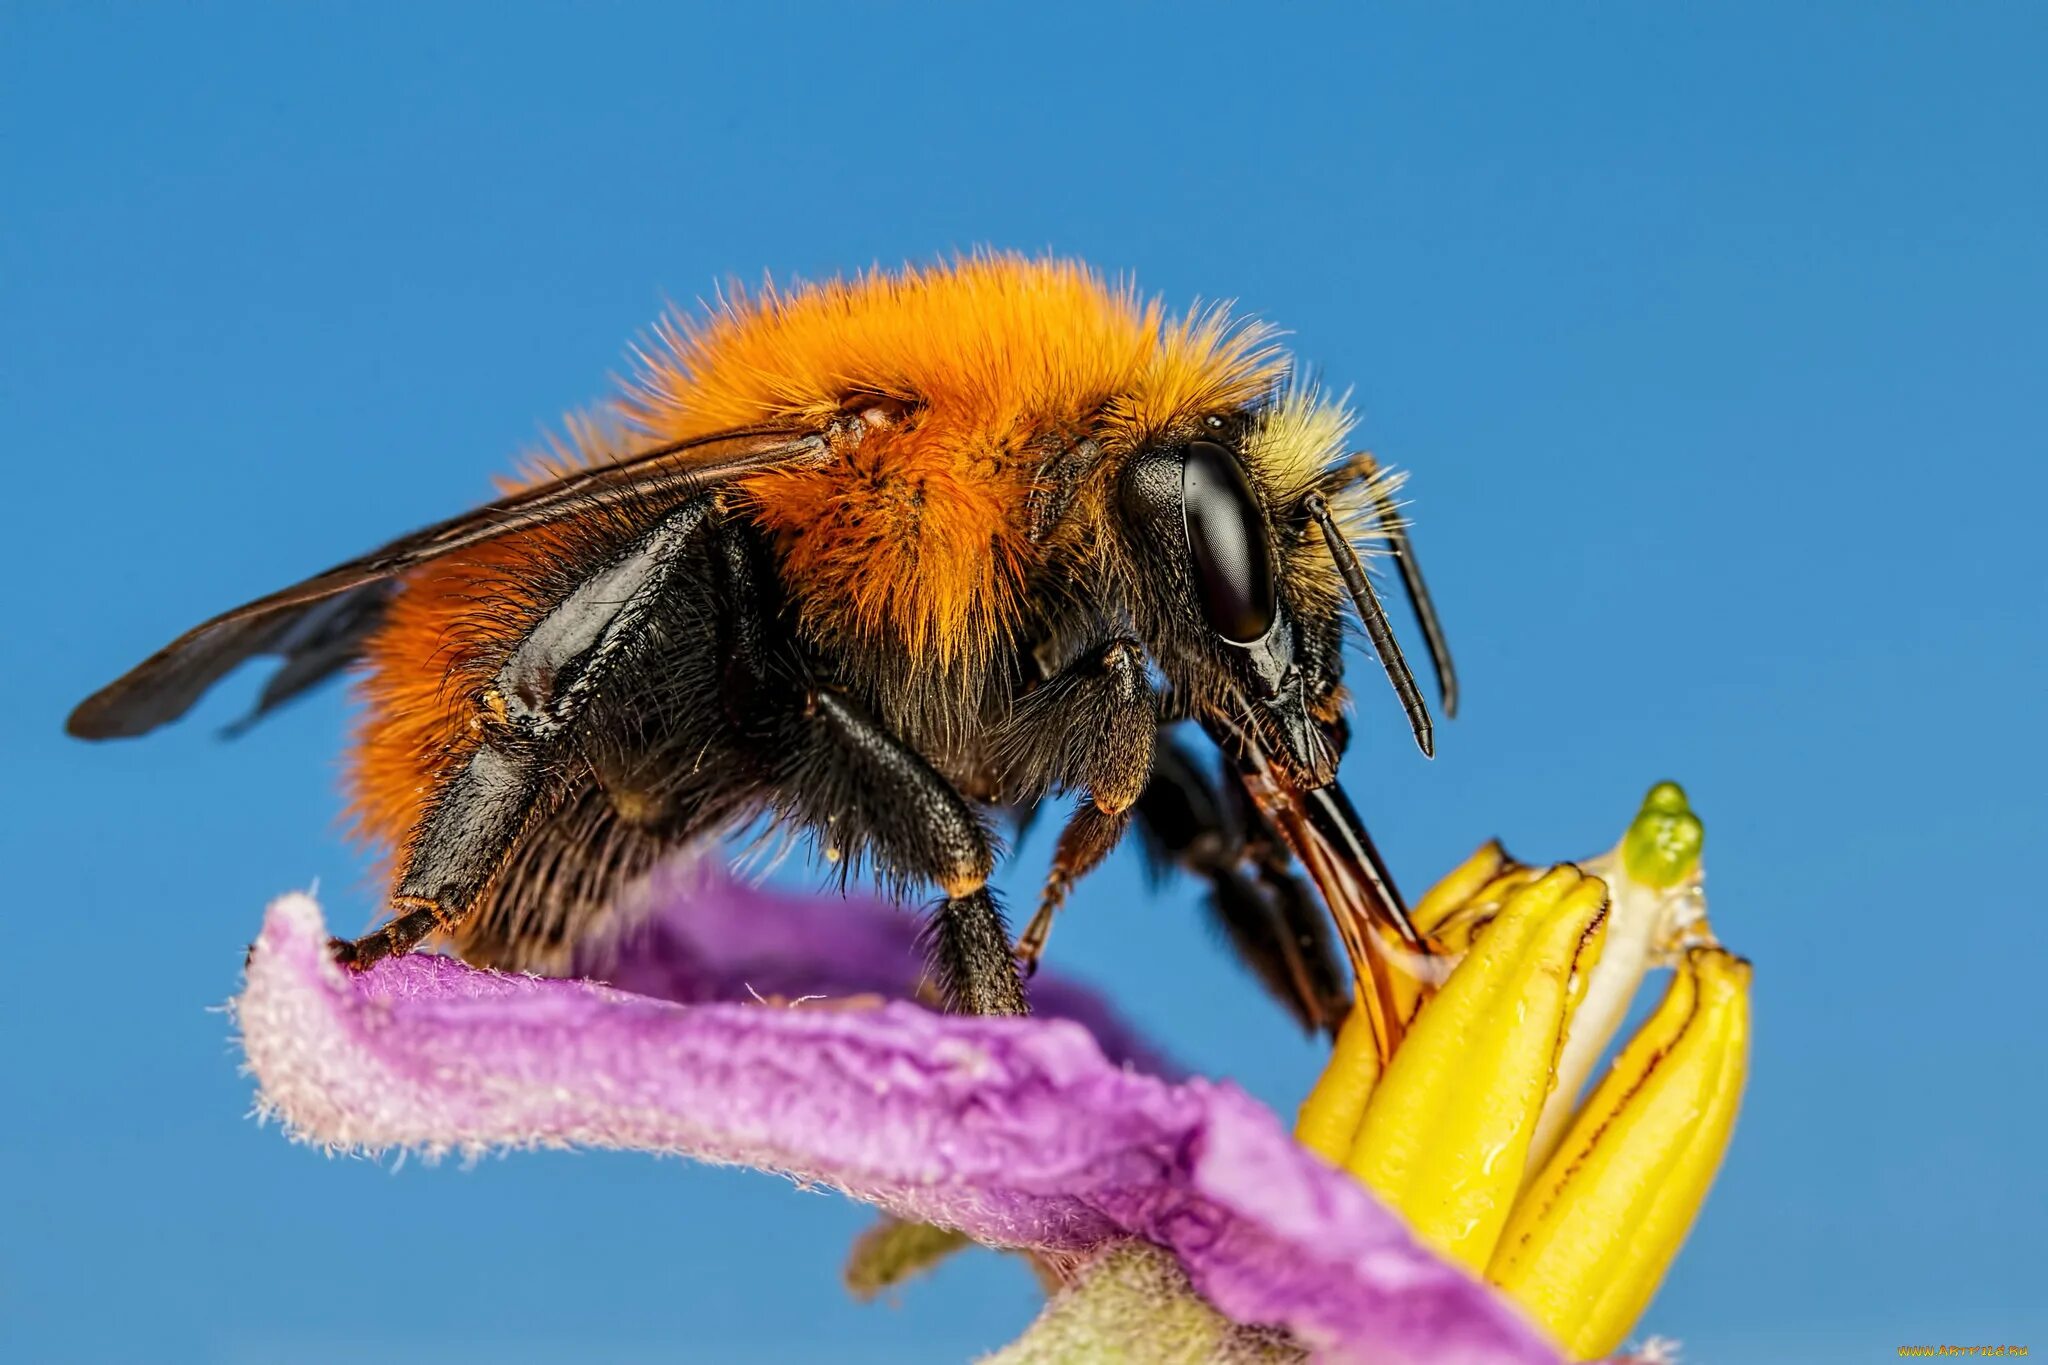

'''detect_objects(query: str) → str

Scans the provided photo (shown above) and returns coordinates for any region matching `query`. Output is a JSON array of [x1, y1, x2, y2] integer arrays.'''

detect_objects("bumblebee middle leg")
[[707, 525, 1027, 1017], [718, 684, 1023, 1016]]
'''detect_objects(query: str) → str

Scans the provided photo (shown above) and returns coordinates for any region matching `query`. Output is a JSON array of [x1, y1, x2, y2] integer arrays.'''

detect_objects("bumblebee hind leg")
[[330, 905, 444, 970], [347, 501, 1032, 1020], [336, 495, 715, 972], [709, 525, 1027, 1017], [334, 739, 552, 969]]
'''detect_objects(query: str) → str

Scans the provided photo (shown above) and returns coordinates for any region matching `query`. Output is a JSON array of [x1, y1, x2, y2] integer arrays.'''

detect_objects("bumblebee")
[[69, 256, 1456, 1028]]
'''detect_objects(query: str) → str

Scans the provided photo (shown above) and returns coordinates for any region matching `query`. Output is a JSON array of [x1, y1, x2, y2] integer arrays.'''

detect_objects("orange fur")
[[623, 255, 1280, 662], [349, 254, 1295, 860], [349, 531, 573, 860]]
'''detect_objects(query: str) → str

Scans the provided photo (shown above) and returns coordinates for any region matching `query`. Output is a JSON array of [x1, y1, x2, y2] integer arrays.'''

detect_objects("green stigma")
[[1621, 781, 1705, 888]]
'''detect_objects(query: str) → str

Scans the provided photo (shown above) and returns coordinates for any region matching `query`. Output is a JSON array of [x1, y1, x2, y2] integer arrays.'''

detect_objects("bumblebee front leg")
[[333, 497, 714, 970], [1009, 639, 1157, 972]]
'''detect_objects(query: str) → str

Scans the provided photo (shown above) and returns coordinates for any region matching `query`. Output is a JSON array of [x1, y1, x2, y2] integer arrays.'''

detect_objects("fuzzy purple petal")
[[238, 894, 1559, 1365], [577, 858, 1176, 1074]]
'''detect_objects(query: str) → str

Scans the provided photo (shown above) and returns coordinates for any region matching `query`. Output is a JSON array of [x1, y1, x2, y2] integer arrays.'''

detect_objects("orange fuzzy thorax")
[[622, 255, 1282, 660], [348, 255, 1289, 858]]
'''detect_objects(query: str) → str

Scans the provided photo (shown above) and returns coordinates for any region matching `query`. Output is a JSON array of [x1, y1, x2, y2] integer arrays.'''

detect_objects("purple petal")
[[238, 895, 1559, 1365], [577, 857, 1176, 1074]]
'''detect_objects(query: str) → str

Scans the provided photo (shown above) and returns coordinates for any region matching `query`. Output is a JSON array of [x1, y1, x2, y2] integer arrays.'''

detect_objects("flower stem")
[[982, 1242, 1303, 1365]]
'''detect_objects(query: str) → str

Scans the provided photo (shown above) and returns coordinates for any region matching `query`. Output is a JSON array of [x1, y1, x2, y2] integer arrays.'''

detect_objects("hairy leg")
[[334, 496, 715, 968], [711, 525, 1027, 1017], [1132, 738, 1349, 1034], [1005, 638, 1158, 972]]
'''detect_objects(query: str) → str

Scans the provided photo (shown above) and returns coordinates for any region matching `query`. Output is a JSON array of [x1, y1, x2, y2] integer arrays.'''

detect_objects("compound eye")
[[1181, 440, 1277, 644]]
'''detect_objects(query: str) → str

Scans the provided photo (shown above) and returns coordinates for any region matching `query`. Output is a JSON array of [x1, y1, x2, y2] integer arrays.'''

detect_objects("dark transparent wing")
[[215, 580, 400, 738], [68, 426, 831, 740]]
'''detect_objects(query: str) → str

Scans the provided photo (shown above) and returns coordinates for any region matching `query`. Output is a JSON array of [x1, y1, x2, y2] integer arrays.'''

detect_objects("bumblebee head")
[[1114, 400, 1450, 788]]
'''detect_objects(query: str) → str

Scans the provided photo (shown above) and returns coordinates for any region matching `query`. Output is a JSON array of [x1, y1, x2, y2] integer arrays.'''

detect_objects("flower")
[[569, 858, 1177, 1076], [1297, 784, 1752, 1359], [236, 871, 1556, 1364], [233, 787, 1748, 1363]]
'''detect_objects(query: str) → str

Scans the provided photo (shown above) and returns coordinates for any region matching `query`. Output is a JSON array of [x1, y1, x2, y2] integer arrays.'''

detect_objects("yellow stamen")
[[1343, 866, 1610, 1271], [1299, 785, 1752, 1358], [1410, 839, 1508, 935], [1426, 862, 1546, 954], [1487, 947, 1751, 1359], [1294, 998, 1382, 1163]]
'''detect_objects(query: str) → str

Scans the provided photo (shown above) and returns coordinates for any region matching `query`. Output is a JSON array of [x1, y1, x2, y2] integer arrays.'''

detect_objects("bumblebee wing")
[[213, 578, 401, 738], [67, 426, 832, 740]]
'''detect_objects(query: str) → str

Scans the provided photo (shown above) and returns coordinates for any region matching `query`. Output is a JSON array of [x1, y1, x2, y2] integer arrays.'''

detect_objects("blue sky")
[[4, 5, 2043, 1362]]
